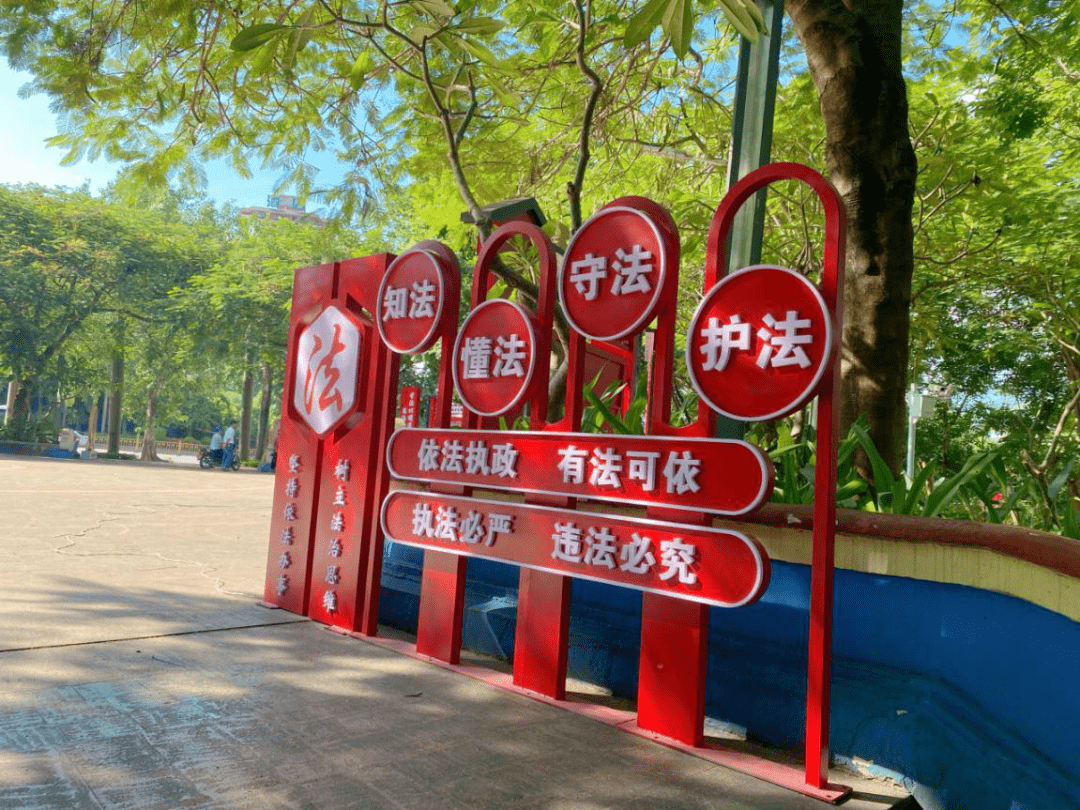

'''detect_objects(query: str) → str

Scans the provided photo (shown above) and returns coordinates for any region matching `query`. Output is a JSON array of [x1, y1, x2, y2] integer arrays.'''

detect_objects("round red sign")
[[452, 300, 539, 417], [375, 249, 448, 354], [559, 206, 668, 341], [685, 265, 834, 421]]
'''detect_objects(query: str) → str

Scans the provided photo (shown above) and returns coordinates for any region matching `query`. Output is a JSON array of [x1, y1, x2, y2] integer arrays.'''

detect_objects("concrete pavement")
[[0, 455, 909, 809]]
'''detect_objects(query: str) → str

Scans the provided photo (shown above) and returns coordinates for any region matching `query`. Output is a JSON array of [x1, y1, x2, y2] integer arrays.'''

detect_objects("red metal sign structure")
[[382, 491, 769, 608], [264, 163, 847, 803], [559, 205, 671, 341], [452, 299, 540, 417], [387, 428, 773, 516], [376, 249, 453, 355], [686, 265, 834, 421]]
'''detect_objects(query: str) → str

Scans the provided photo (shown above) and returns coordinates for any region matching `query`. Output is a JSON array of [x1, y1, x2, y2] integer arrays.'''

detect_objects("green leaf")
[[230, 23, 288, 52], [349, 51, 374, 90], [583, 384, 632, 435], [664, 0, 693, 59], [717, 0, 760, 42], [412, 0, 456, 16], [283, 7, 318, 70], [409, 24, 440, 40], [453, 17, 504, 35], [453, 35, 502, 69], [851, 422, 896, 505], [922, 451, 998, 518], [1048, 455, 1077, 501], [902, 460, 938, 514], [624, 0, 669, 49]]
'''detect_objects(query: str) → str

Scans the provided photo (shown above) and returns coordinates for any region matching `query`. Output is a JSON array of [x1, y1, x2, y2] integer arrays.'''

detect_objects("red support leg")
[[416, 549, 467, 664], [512, 568, 571, 700], [636, 593, 708, 747]]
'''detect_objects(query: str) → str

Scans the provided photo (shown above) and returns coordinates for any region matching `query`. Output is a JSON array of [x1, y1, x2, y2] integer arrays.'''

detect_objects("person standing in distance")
[[209, 425, 224, 466], [222, 420, 238, 470]]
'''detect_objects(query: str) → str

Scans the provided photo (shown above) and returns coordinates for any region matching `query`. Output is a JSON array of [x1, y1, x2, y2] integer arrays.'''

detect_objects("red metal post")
[[262, 262, 336, 614], [706, 163, 847, 789], [305, 255, 398, 632]]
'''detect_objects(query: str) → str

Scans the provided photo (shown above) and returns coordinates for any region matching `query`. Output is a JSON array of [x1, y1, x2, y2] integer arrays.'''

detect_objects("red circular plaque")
[[559, 206, 668, 341], [376, 249, 448, 354], [685, 265, 834, 421], [452, 300, 539, 417]]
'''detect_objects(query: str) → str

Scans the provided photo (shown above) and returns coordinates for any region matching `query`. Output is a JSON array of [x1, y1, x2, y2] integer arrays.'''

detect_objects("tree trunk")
[[138, 377, 163, 462], [107, 347, 124, 456], [786, 0, 918, 476], [256, 361, 272, 462], [9, 381, 32, 437], [5, 375, 22, 426], [240, 354, 255, 462]]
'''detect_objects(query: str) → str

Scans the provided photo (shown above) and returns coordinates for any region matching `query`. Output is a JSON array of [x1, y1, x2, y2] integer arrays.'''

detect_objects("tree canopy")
[[1, 0, 1078, 532]]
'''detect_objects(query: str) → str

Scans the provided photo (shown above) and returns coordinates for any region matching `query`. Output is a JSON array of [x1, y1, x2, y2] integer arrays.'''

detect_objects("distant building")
[[239, 195, 326, 226]]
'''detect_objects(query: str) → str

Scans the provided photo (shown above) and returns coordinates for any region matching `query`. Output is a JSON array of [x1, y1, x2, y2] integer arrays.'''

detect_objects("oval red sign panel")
[[685, 265, 834, 421], [376, 249, 448, 354], [558, 206, 668, 341], [452, 300, 539, 417]]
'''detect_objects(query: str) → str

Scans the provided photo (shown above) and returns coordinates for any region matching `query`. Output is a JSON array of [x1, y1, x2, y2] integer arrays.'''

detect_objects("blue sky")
[[0, 63, 301, 207]]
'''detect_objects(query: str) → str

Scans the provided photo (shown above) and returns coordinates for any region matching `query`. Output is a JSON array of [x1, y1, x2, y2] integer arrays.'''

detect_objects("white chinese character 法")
[[584, 526, 619, 569], [383, 285, 408, 321], [659, 538, 698, 584], [461, 336, 494, 380], [440, 439, 465, 473], [434, 505, 460, 542], [329, 512, 345, 532], [589, 447, 623, 488], [493, 334, 527, 378], [756, 310, 813, 369], [568, 253, 608, 301], [280, 526, 294, 545], [409, 279, 437, 319], [610, 244, 653, 296]]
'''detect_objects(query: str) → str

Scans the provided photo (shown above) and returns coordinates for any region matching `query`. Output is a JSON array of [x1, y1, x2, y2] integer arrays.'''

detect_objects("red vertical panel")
[[637, 594, 708, 745], [308, 255, 398, 632], [262, 263, 335, 613], [513, 567, 571, 699], [357, 343, 401, 636], [704, 164, 846, 788], [399, 243, 464, 658], [416, 549, 467, 663]]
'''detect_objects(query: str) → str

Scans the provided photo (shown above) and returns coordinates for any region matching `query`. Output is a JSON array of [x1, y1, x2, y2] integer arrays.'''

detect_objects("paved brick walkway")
[[0, 456, 908, 809]]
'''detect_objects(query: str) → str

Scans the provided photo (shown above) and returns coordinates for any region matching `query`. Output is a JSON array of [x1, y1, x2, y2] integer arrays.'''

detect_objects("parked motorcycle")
[[198, 446, 238, 470]]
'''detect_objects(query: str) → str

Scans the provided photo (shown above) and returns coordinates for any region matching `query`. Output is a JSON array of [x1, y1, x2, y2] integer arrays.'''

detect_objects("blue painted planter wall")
[[379, 542, 1080, 810]]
